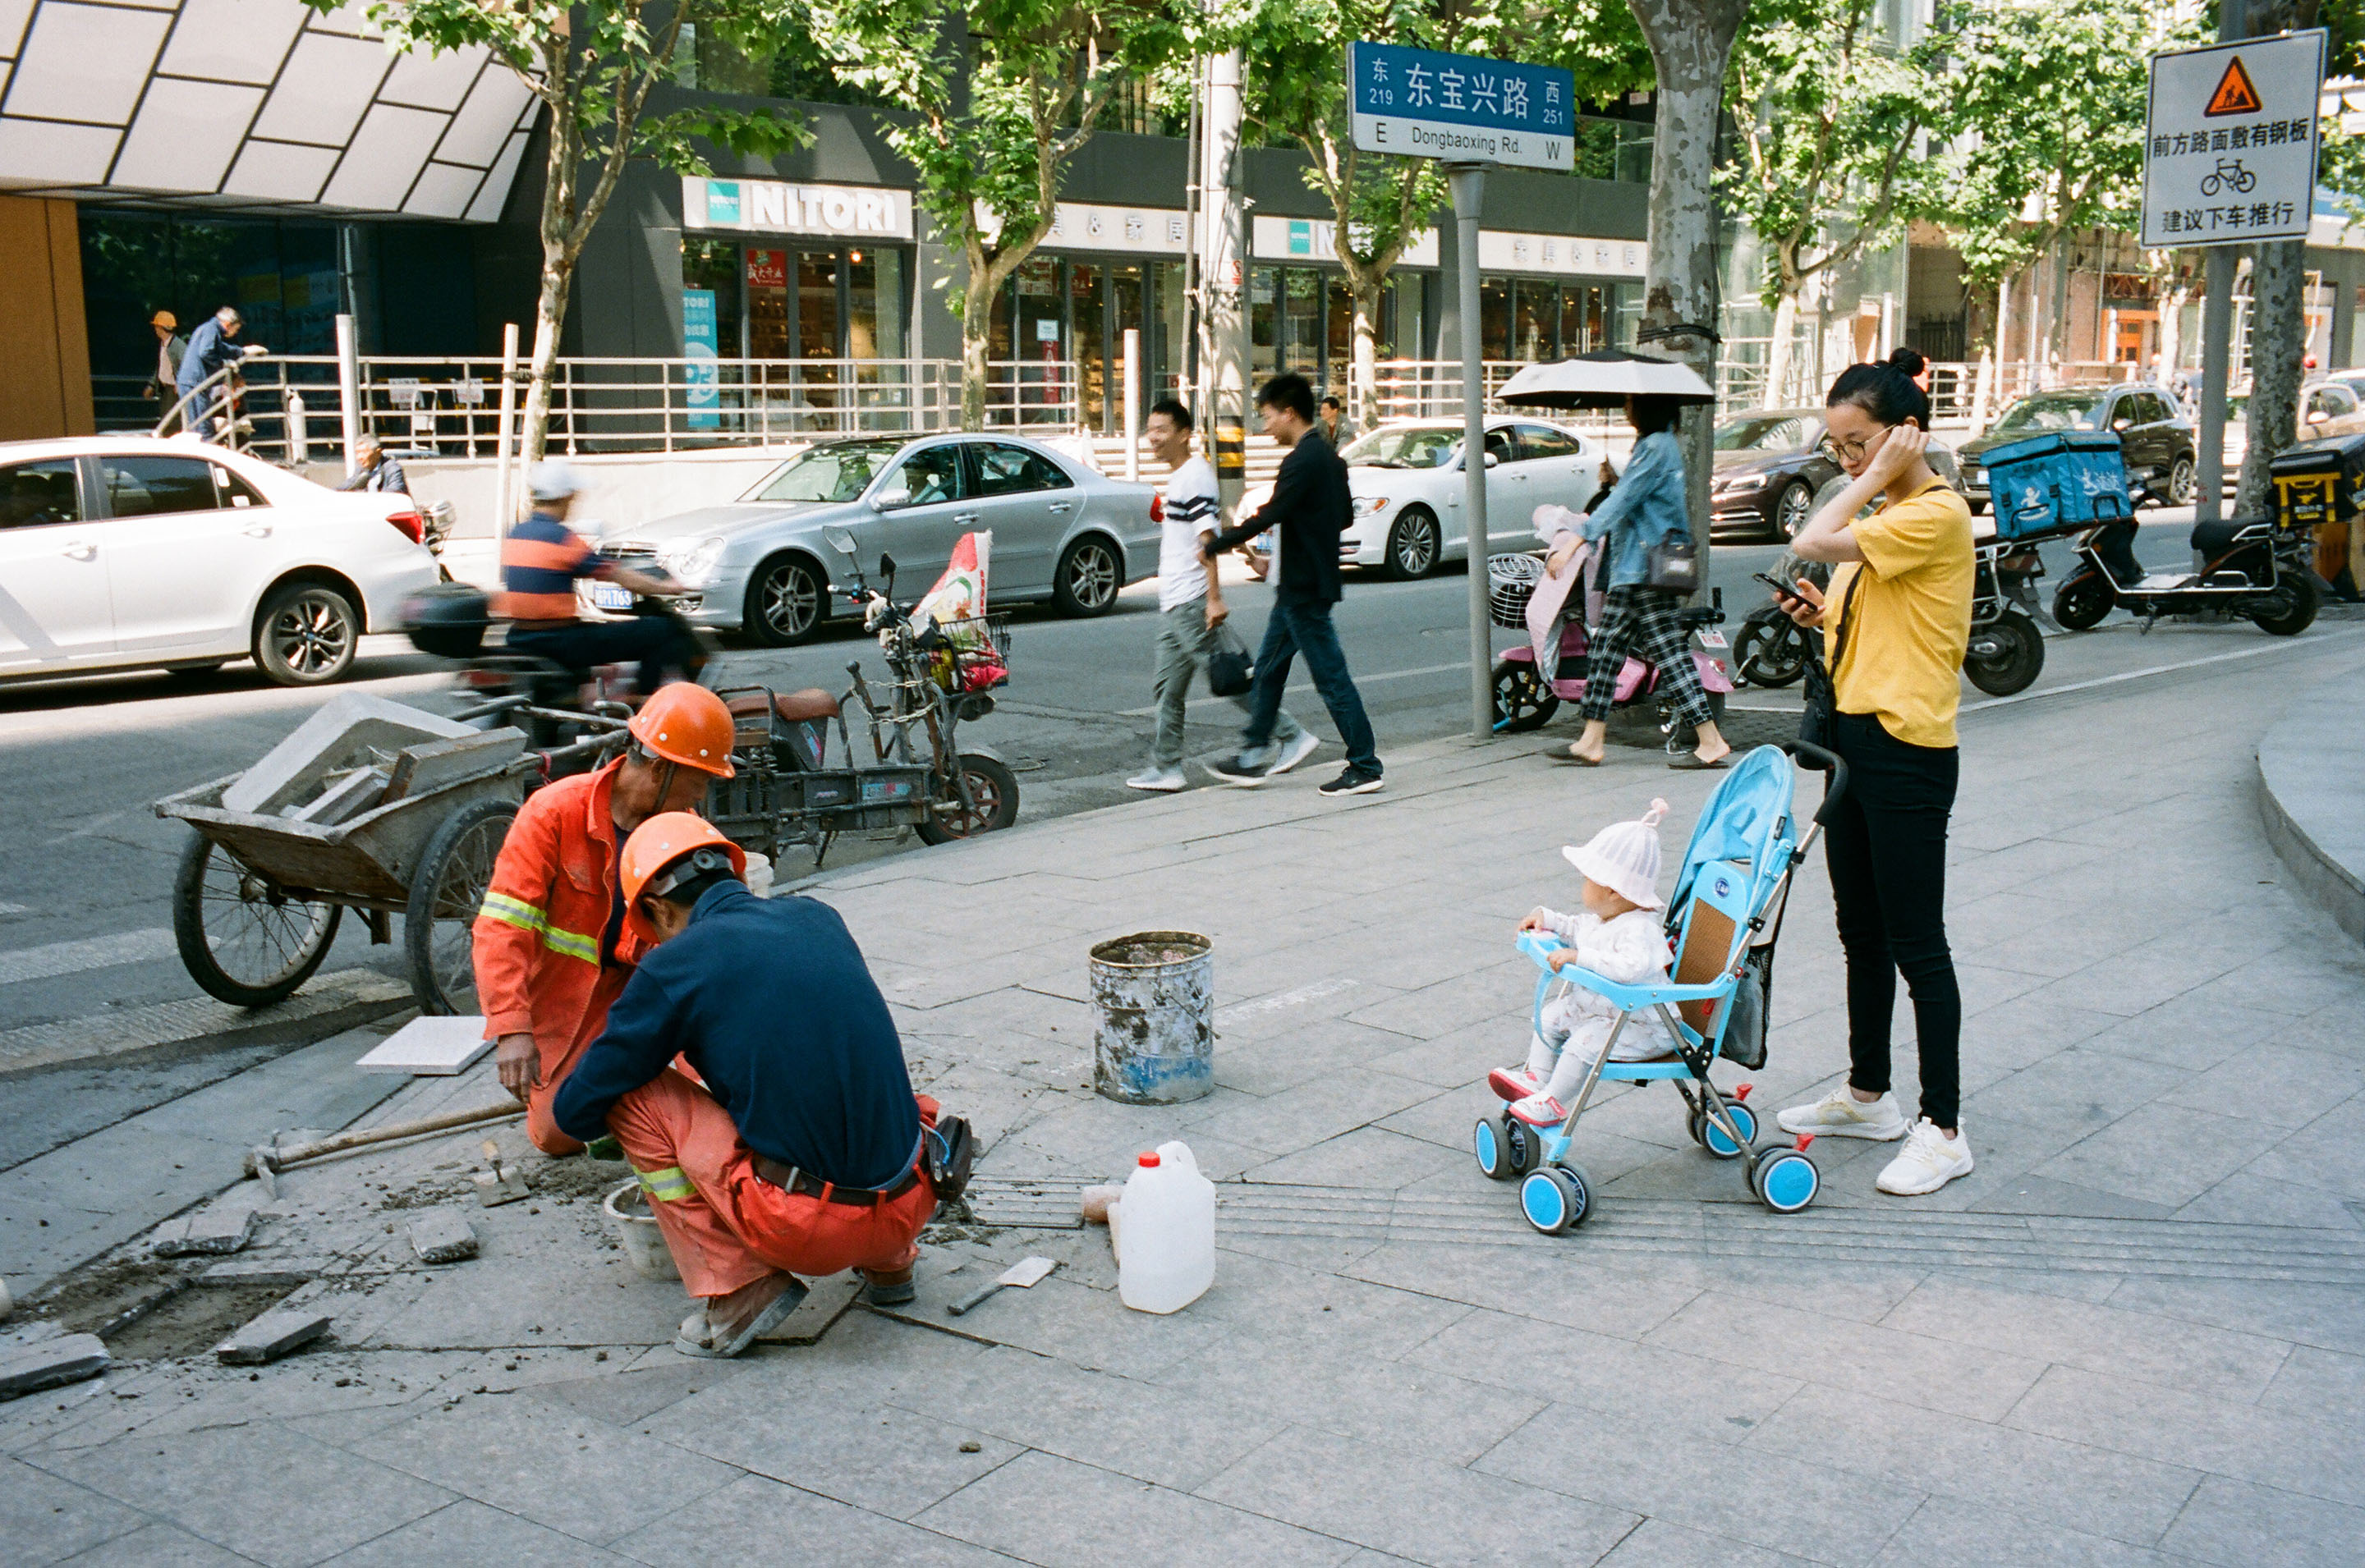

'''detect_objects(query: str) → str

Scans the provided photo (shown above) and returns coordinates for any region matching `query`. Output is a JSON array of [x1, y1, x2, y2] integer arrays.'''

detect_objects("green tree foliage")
[[802, 0, 1192, 428], [318, 0, 807, 465], [1720, 0, 1937, 406]]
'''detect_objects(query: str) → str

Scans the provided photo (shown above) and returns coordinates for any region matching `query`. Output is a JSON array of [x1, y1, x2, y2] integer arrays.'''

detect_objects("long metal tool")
[[247, 1101, 522, 1195]]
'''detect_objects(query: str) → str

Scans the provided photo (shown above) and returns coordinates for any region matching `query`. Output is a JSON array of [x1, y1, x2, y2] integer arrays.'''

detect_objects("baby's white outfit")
[[1525, 905, 1675, 1100]]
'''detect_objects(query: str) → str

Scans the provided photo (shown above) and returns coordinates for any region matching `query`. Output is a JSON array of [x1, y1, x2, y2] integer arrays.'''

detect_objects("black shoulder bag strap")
[[1798, 566, 1863, 750]]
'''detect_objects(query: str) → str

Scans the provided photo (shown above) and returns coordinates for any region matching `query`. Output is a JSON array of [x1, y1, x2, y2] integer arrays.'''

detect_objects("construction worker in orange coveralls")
[[473, 684, 738, 1153], [550, 814, 971, 1359]]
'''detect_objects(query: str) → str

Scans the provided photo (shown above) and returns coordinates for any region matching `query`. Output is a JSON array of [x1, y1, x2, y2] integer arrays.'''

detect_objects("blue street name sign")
[[1348, 41, 1576, 171]]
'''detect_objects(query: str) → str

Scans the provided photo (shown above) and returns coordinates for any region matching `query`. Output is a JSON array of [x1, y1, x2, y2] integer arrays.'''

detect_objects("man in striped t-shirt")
[[503, 461, 703, 693], [1127, 400, 1311, 791]]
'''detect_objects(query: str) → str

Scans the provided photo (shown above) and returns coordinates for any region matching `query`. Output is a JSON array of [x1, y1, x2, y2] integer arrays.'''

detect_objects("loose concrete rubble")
[[150, 1205, 259, 1258], [215, 1305, 333, 1365], [407, 1212, 479, 1264], [0, 1327, 109, 1400], [221, 694, 475, 815]]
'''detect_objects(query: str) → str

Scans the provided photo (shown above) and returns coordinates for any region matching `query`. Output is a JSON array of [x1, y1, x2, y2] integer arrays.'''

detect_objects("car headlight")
[[1716, 472, 1769, 495], [1351, 495, 1390, 517], [656, 535, 726, 584]]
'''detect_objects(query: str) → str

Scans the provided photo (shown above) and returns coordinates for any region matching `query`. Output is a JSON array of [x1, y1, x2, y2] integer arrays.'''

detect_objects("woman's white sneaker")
[[1775, 1088, 1908, 1141], [1876, 1119, 1975, 1195]]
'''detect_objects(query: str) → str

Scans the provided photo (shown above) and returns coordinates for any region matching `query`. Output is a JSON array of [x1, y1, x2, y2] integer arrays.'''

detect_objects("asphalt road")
[[0, 503, 2257, 1164]]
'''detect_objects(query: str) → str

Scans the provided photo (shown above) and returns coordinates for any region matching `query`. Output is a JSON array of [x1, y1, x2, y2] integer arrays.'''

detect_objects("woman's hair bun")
[[1885, 346, 1927, 378]]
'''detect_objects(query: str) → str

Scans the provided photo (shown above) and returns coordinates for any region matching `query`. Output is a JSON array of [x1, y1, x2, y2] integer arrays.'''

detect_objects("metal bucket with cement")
[[1090, 931, 1215, 1104], [602, 1178, 680, 1281]]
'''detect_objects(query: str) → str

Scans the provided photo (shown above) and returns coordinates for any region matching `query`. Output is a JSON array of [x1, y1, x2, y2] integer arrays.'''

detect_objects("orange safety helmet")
[[619, 812, 747, 941], [627, 682, 736, 778]]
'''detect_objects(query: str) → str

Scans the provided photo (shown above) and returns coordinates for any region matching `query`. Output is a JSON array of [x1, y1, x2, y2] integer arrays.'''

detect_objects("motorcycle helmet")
[[404, 582, 491, 659]]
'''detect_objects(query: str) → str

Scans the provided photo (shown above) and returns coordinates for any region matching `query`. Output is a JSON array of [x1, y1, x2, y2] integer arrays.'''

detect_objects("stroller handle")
[[1779, 738, 1851, 823]]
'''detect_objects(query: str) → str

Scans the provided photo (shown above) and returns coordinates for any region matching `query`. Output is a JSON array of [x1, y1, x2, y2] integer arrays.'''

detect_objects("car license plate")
[[590, 584, 634, 611], [1697, 630, 1729, 650]]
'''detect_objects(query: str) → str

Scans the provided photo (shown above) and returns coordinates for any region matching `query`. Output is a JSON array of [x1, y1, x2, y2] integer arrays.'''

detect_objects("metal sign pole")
[[2197, 247, 2236, 526], [1449, 163, 1490, 741]]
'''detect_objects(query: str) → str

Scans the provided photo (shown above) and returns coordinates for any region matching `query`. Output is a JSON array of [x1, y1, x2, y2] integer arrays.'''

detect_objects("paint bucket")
[[602, 1177, 680, 1281], [1089, 931, 1215, 1104]]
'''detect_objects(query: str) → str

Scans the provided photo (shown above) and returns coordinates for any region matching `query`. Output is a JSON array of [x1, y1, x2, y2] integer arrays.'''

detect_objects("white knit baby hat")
[[1563, 797, 1670, 910]]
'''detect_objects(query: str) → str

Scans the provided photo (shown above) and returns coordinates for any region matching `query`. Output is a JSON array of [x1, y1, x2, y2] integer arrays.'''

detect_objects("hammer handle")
[[947, 1280, 1004, 1316], [262, 1102, 522, 1170]]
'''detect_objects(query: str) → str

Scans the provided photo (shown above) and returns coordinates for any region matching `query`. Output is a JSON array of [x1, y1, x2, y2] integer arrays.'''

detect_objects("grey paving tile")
[[1155, 1334, 1541, 1465], [1403, 1308, 1800, 1440], [653, 1388, 1018, 1520], [1197, 1426, 1635, 1567], [915, 1448, 1358, 1568], [886, 1272, 1232, 1380], [347, 1395, 739, 1544], [525, 1361, 742, 1428], [1341, 1241, 1702, 1341], [315, 1500, 631, 1566], [53, 1524, 259, 1567], [2156, 1052, 2365, 1131], [1187, 1072, 1444, 1158], [2158, 1474, 2365, 1568], [1958, 1049, 2193, 1139], [42, 1424, 453, 1568], [2105, 1274, 2365, 1358], [1240, 1126, 1470, 1189], [893, 1343, 1287, 1492], [1866, 1494, 2207, 1567], [1744, 1385, 2201, 1546], [0, 1454, 149, 1566], [2234, 1099, 2365, 1204], [2176, 1171, 2365, 1230], [2257, 1344, 2365, 1427], [612, 1473, 1026, 1568], [2006, 1364, 2361, 1508], [1964, 1172, 2180, 1221], [2032, 1103, 2294, 1209], [1643, 1291, 2046, 1424], [1878, 1276, 2293, 1402], [1478, 1401, 1923, 1565], [1592, 1519, 1807, 1567]]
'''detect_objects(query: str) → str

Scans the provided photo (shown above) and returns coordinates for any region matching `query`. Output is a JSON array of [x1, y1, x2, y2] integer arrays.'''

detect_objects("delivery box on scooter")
[[2266, 432, 2365, 532], [1982, 431, 2133, 543]]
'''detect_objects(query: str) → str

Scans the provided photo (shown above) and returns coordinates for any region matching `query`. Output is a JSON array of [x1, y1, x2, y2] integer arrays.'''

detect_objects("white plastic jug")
[[1115, 1140, 1215, 1314]]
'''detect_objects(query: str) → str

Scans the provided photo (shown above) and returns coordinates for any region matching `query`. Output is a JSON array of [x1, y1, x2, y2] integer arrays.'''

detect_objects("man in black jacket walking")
[[1205, 373, 1383, 795]]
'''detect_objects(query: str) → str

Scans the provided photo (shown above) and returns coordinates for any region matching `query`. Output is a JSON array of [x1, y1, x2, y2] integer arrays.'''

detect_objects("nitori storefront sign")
[[683, 177, 916, 240]]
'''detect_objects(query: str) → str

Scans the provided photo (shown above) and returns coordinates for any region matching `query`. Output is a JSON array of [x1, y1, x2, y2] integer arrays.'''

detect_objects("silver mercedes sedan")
[[592, 433, 1160, 644]]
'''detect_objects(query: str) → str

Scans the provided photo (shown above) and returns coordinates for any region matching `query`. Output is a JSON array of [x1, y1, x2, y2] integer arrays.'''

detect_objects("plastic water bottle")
[[1115, 1140, 1215, 1314]]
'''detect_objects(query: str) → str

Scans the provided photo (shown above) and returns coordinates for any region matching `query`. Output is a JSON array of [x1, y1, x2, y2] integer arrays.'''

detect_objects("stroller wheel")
[[1753, 1148, 1820, 1213], [1503, 1113, 1544, 1176], [1701, 1100, 1757, 1159], [1520, 1165, 1591, 1234], [1474, 1116, 1514, 1181]]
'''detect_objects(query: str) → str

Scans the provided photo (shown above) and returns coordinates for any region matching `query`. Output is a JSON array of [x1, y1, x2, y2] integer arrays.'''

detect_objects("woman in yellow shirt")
[[1766, 347, 1977, 1198]]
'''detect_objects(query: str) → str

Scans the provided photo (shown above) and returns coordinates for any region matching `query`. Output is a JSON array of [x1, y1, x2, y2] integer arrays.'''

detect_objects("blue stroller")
[[1472, 740, 1849, 1232]]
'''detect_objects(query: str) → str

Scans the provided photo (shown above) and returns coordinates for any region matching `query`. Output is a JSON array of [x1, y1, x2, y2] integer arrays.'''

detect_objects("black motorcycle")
[[1734, 541, 2044, 697]]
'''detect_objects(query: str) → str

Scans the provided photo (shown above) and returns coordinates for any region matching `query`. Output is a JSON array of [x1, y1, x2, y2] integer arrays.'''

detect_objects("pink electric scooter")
[[1487, 539, 1732, 746]]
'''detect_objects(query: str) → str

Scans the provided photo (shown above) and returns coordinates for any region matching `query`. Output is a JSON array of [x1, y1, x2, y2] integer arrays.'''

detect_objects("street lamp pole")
[[2195, 0, 2247, 528], [1449, 163, 1490, 741]]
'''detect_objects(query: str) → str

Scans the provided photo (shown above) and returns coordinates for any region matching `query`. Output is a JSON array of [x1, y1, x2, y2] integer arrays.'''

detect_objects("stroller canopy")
[[1668, 745, 1799, 919], [1498, 351, 1718, 410]]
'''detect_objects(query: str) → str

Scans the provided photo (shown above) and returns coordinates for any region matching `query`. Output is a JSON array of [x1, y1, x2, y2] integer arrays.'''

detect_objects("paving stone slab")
[[612, 1472, 1026, 1568], [149, 1205, 258, 1257], [0, 1332, 109, 1401], [2160, 1474, 2365, 1568], [215, 1306, 332, 1365], [317, 1497, 637, 1566], [406, 1212, 478, 1265]]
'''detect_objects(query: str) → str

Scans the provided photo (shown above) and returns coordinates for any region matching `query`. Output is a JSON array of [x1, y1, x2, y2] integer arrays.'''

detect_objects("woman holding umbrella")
[[1513, 351, 1729, 770]]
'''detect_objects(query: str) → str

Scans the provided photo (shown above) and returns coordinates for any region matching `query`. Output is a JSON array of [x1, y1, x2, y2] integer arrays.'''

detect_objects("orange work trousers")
[[522, 966, 631, 1156], [608, 1068, 938, 1300]]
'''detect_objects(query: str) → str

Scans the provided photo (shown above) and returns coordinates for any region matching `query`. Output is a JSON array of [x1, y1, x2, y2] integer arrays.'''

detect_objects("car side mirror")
[[1483, 452, 1499, 468], [2111, 416, 2133, 431], [2308, 409, 2331, 425], [871, 477, 911, 511]]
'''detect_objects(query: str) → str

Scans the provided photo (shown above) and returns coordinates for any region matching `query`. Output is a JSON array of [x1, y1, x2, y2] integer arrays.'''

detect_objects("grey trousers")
[[1151, 600, 1302, 768]]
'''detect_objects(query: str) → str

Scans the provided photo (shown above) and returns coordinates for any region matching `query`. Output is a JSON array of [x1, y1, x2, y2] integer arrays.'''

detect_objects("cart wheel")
[[1753, 1148, 1821, 1213], [405, 797, 518, 1016], [1702, 1100, 1757, 1159], [172, 832, 342, 1007], [1475, 1116, 1513, 1181], [916, 753, 1019, 845], [1520, 1164, 1591, 1234], [1502, 1112, 1545, 1176]]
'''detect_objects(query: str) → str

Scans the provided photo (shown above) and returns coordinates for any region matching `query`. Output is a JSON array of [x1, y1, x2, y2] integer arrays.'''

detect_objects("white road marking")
[[0, 969, 409, 1072], [1961, 628, 2365, 715], [0, 928, 177, 986]]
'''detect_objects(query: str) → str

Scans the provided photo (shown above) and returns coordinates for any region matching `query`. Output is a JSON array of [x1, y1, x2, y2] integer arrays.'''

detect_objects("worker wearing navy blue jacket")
[[551, 814, 953, 1359]]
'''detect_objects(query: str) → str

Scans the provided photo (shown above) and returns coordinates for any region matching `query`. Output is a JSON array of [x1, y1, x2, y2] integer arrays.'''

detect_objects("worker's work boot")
[[860, 1266, 916, 1307], [676, 1272, 807, 1359]]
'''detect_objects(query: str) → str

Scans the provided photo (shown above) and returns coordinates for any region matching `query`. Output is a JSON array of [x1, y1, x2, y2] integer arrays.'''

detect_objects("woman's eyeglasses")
[[1825, 425, 1892, 463]]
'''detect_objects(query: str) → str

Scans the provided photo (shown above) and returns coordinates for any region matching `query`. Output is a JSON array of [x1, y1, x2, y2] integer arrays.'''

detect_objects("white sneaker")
[[1776, 1087, 1908, 1141], [1876, 1118, 1975, 1195], [1268, 731, 1321, 776], [1507, 1091, 1571, 1128], [1126, 766, 1187, 792]]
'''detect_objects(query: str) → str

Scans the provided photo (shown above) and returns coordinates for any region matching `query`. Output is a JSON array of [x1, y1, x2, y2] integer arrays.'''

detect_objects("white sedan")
[[0, 437, 441, 686], [1238, 418, 1613, 579]]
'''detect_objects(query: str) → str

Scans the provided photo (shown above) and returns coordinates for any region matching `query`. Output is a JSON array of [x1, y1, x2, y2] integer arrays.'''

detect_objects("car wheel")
[[1384, 507, 1441, 580], [1052, 535, 1122, 617], [746, 556, 824, 646], [252, 582, 358, 686], [1774, 479, 1813, 540], [2165, 454, 2197, 506]]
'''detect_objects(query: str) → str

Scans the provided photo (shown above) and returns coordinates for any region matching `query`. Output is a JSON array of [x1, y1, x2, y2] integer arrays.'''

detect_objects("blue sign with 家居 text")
[[1348, 42, 1576, 170]]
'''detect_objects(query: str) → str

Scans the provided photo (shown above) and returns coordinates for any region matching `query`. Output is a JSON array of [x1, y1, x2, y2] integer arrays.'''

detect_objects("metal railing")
[[1714, 357, 2160, 433]]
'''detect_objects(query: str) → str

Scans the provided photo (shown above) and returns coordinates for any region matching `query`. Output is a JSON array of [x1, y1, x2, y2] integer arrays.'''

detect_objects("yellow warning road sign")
[[2206, 56, 2263, 117]]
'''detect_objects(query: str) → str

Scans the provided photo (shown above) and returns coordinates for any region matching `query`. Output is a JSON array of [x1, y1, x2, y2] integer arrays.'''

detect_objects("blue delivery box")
[[1980, 430, 2132, 542]]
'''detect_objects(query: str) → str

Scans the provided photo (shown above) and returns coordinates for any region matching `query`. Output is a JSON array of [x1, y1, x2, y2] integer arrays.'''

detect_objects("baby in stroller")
[[1493, 800, 1679, 1126]]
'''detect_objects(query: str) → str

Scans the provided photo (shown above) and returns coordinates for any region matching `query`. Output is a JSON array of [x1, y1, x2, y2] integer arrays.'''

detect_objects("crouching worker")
[[550, 814, 968, 1359]]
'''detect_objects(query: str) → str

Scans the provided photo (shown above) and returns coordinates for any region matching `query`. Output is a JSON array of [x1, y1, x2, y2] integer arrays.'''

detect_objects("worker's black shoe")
[[861, 1266, 916, 1307]]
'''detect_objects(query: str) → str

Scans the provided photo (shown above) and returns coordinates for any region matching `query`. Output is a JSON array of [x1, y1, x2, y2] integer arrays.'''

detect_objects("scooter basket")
[[1488, 553, 1543, 629], [1982, 431, 2131, 542]]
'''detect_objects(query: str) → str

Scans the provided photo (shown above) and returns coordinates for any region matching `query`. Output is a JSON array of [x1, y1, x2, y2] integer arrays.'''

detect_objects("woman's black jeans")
[[1825, 710, 1962, 1128]]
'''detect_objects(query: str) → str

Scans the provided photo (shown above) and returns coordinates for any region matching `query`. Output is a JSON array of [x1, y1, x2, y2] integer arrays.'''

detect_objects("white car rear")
[[1238, 418, 1612, 580], [0, 437, 440, 686]]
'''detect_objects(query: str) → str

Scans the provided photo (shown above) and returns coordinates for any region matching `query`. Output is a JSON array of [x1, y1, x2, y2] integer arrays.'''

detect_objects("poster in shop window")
[[684, 289, 719, 431]]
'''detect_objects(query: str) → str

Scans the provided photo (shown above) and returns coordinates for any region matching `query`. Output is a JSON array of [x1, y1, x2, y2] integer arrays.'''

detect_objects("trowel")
[[947, 1255, 1056, 1316]]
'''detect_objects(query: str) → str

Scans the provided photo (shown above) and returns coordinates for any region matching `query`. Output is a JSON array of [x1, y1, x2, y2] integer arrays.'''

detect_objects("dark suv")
[[1958, 384, 2197, 512]]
